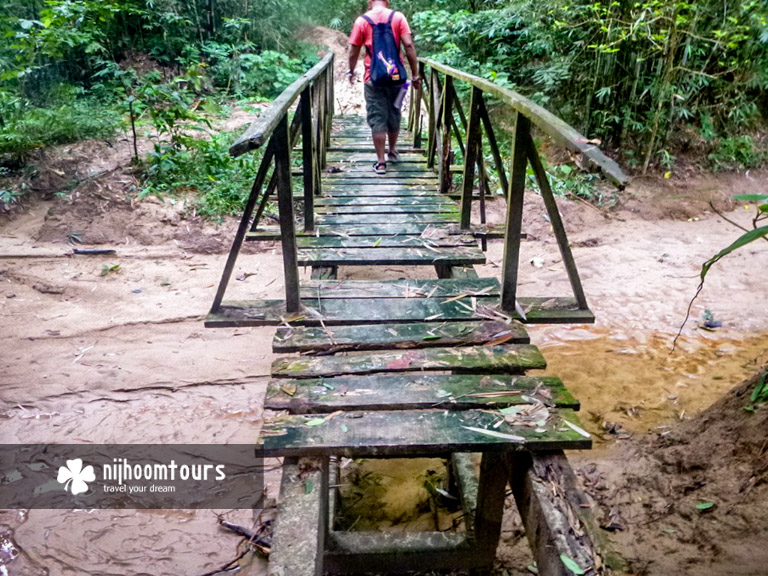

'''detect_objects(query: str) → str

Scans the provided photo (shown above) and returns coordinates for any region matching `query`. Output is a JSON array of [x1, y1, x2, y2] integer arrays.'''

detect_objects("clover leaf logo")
[[57, 458, 95, 495]]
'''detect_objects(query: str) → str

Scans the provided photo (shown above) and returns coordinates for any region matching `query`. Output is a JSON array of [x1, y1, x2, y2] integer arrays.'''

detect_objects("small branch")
[[709, 201, 768, 243]]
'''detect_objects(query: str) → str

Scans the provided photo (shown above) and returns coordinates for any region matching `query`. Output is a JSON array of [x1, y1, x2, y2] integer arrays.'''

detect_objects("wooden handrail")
[[230, 52, 334, 158], [420, 58, 628, 188]]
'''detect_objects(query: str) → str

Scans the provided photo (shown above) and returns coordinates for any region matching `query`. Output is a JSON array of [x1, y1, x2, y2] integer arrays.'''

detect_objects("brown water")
[[533, 326, 768, 440]]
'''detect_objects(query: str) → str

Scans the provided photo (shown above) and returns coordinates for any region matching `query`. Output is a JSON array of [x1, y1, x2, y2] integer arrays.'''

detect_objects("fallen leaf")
[[462, 426, 525, 442], [559, 554, 586, 575]]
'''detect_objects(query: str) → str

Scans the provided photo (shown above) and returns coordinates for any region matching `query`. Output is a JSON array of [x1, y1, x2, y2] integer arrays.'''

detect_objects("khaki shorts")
[[364, 83, 403, 134]]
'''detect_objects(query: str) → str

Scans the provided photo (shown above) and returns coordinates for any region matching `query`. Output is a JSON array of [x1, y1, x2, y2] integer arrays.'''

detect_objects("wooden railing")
[[210, 52, 334, 314], [407, 58, 628, 315]]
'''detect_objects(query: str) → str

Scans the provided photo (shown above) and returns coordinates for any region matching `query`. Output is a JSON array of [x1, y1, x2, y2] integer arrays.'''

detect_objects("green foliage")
[[141, 130, 263, 218], [708, 136, 766, 171], [0, 97, 122, 160]]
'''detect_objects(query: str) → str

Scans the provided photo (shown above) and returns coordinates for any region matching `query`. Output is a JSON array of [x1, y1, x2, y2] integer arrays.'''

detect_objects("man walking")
[[348, 0, 422, 174]]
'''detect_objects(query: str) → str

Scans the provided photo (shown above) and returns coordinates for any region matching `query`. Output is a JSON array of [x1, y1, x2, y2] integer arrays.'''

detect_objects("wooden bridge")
[[206, 52, 627, 575]]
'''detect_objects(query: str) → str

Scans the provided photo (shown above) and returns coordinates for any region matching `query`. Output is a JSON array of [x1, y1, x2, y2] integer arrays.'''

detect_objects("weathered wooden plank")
[[206, 296, 498, 327], [315, 204, 459, 215], [328, 146, 426, 153], [267, 456, 327, 576], [318, 178, 438, 187], [296, 246, 485, 266], [207, 296, 592, 327], [326, 163, 430, 173], [299, 278, 498, 298], [509, 450, 618, 576], [324, 532, 482, 574], [315, 196, 448, 206], [326, 153, 425, 164], [245, 223, 503, 240], [261, 409, 591, 457], [297, 236, 476, 249], [313, 224, 442, 236], [265, 374, 578, 413], [273, 318, 522, 353], [322, 171, 436, 179], [297, 235, 475, 249], [271, 343, 545, 378], [316, 213, 456, 225]]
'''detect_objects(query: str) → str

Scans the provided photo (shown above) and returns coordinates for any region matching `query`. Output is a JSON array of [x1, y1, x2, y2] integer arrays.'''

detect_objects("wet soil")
[[2, 26, 768, 575]]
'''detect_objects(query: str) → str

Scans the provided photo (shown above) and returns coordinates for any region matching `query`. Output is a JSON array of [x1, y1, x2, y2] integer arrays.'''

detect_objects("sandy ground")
[[1, 26, 768, 576]]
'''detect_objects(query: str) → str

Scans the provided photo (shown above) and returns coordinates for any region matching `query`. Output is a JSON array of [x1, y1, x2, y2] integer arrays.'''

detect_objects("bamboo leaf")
[[462, 426, 525, 442], [560, 554, 586, 575], [700, 226, 768, 281]]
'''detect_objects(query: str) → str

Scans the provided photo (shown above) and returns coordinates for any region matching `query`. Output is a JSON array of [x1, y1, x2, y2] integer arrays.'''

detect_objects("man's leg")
[[387, 130, 399, 158], [365, 83, 388, 166], [373, 132, 387, 164]]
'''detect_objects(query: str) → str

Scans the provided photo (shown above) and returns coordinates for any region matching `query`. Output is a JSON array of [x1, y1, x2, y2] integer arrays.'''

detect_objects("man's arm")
[[400, 33, 422, 88], [348, 43, 362, 83]]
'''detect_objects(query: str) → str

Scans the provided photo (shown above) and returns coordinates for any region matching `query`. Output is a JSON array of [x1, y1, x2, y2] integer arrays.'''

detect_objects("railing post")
[[500, 112, 531, 314], [525, 136, 589, 309], [274, 115, 301, 313], [478, 96, 509, 197], [427, 68, 437, 169], [413, 61, 425, 148], [210, 142, 275, 312], [440, 75, 453, 195], [300, 86, 315, 232], [460, 86, 482, 229]]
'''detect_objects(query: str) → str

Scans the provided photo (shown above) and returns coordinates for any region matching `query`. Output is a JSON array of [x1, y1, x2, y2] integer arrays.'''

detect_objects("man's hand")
[[412, 76, 423, 91], [347, 70, 358, 85]]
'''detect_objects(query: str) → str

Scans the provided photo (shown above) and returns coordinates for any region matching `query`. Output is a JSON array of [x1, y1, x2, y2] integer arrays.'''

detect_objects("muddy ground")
[[2, 27, 768, 576]]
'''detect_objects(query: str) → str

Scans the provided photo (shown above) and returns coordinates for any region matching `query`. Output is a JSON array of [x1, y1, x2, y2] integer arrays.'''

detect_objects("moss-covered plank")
[[265, 374, 577, 413], [322, 171, 436, 179], [326, 153, 425, 164], [315, 196, 449, 206], [316, 213, 456, 225], [315, 204, 459, 215], [260, 408, 590, 457], [296, 246, 485, 266], [206, 295, 503, 327], [326, 164, 431, 173], [299, 278, 498, 298], [273, 318, 521, 353], [271, 343, 545, 378], [297, 236, 476, 249]]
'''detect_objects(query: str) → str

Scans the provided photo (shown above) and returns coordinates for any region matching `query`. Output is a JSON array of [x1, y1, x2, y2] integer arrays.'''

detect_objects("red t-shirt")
[[349, 7, 412, 83]]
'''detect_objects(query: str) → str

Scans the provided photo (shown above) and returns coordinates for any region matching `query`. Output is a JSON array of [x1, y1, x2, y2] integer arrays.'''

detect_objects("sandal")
[[373, 161, 387, 175], [387, 150, 401, 162]]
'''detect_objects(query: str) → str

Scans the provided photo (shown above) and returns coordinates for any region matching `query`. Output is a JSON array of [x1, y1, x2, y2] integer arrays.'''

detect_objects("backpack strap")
[[387, 10, 396, 24]]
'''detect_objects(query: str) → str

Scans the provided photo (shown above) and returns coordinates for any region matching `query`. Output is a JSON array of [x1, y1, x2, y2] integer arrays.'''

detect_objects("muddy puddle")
[[335, 326, 768, 535]]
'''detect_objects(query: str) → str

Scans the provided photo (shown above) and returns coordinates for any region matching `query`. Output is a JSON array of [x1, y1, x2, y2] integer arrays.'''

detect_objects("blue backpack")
[[362, 11, 407, 86]]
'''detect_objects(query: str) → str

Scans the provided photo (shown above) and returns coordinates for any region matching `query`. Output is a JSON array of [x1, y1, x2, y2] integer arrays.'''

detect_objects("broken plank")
[[273, 318, 522, 353], [296, 246, 485, 266], [271, 343, 545, 378], [265, 373, 577, 413], [261, 408, 590, 457]]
